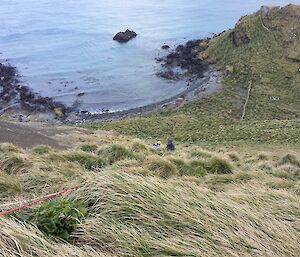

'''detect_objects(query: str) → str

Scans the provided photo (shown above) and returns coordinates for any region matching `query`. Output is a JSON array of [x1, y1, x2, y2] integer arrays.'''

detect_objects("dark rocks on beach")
[[162, 44, 170, 50], [0, 62, 69, 119], [113, 29, 137, 43], [156, 38, 210, 80], [77, 92, 85, 97]]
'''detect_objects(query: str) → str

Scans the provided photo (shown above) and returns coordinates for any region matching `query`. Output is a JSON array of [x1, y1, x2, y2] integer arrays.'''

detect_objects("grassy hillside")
[[0, 130, 299, 256], [1, 4, 300, 257], [90, 4, 300, 146]]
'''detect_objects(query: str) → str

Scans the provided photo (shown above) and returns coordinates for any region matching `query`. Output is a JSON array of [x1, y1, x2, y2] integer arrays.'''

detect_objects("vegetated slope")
[[90, 4, 300, 145], [0, 130, 299, 257], [207, 4, 300, 120]]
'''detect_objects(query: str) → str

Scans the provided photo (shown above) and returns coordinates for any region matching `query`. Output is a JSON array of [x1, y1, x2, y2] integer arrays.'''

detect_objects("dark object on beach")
[[113, 29, 137, 43], [166, 139, 175, 151], [162, 44, 170, 50], [77, 92, 85, 97], [156, 38, 210, 80]]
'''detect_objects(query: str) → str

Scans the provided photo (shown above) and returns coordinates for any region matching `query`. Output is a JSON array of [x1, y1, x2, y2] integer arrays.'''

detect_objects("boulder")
[[113, 29, 137, 43]]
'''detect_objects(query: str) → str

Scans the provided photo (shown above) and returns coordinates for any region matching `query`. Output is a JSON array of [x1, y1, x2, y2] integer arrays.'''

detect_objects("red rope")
[[0, 160, 149, 217], [0, 185, 80, 217]]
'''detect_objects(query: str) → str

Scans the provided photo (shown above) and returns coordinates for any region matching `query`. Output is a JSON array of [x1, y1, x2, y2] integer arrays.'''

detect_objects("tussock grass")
[[98, 144, 138, 165], [71, 173, 300, 257], [31, 145, 52, 155], [0, 136, 299, 256], [190, 158, 233, 174], [66, 153, 106, 171], [148, 158, 178, 179], [0, 152, 29, 175], [0, 173, 22, 198], [279, 154, 300, 167]]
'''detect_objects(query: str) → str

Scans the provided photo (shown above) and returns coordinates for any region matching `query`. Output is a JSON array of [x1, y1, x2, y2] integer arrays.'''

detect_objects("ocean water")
[[0, 0, 298, 112]]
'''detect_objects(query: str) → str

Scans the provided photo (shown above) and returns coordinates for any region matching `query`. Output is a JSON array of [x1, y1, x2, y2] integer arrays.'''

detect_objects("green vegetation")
[[0, 131, 299, 256], [28, 199, 87, 240], [66, 153, 106, 171], [98, 144, 138, 164], [89, 5, 300, 147], [0, 4, 299, 257], [80, 144, 98, 153]]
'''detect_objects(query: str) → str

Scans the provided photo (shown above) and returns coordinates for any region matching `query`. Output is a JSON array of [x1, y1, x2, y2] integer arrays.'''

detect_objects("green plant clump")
[[28, 199, 88, 240]]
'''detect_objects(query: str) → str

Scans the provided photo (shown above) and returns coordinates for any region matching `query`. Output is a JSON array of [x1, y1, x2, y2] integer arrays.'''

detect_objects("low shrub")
[[28, 199, 88, 240]]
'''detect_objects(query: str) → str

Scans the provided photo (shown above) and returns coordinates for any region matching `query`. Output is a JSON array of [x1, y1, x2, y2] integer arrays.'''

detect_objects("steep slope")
[[0, 131, 299, 256], [207, 4, 300, 120], [91, 5, 300, 145]]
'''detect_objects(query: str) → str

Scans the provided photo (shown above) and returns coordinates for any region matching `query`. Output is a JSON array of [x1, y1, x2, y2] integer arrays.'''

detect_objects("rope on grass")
[[0, 185, 80, 217], [0, 159, 150, 216]]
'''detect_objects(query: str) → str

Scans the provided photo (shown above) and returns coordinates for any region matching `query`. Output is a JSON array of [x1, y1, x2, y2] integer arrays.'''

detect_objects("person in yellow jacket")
[[152, 139, 162, 149]]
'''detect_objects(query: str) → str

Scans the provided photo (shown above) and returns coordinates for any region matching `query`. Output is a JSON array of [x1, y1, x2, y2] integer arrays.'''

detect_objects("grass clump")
[[80, 144, 98, 153], [170, 158, 193, 176], [66, 153, 106, 171], [131, 142, 148, 153], [268, 180, 295, 190], [28, 199, 88, 240], [0, 153, 28, 175], [0, 173, 22, 198], [149, 159, 178, 179], [208, 158, 233, 174], [190, 158, 233, 174], [98, 144, 137, 165], [31, 145, 52, 155], [279, 154, 300, 167]]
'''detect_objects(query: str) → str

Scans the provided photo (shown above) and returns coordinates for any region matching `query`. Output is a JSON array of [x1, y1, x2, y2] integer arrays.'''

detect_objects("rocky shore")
[[0, 61, 70, 122], [72, 38, 221, 123], [156, 38, 210, 81], [0, 37, 221, 124]]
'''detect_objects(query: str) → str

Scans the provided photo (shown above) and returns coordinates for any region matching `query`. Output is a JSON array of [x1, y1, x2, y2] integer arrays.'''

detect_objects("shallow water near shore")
[[0, 0, 298, 113]]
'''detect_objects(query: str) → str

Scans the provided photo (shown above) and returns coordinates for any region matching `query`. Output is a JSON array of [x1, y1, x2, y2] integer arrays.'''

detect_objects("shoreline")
[[0, 37, 221, 124], [71, 66, 221, 123]]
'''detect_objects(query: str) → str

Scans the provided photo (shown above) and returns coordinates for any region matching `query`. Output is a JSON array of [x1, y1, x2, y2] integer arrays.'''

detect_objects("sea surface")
[[0, 0, 298, 112]]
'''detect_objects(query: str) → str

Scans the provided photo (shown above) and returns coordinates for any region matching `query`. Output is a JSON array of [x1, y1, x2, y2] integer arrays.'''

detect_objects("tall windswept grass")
[[0, 133, 299, 257], [71, 173, 300, 257]]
